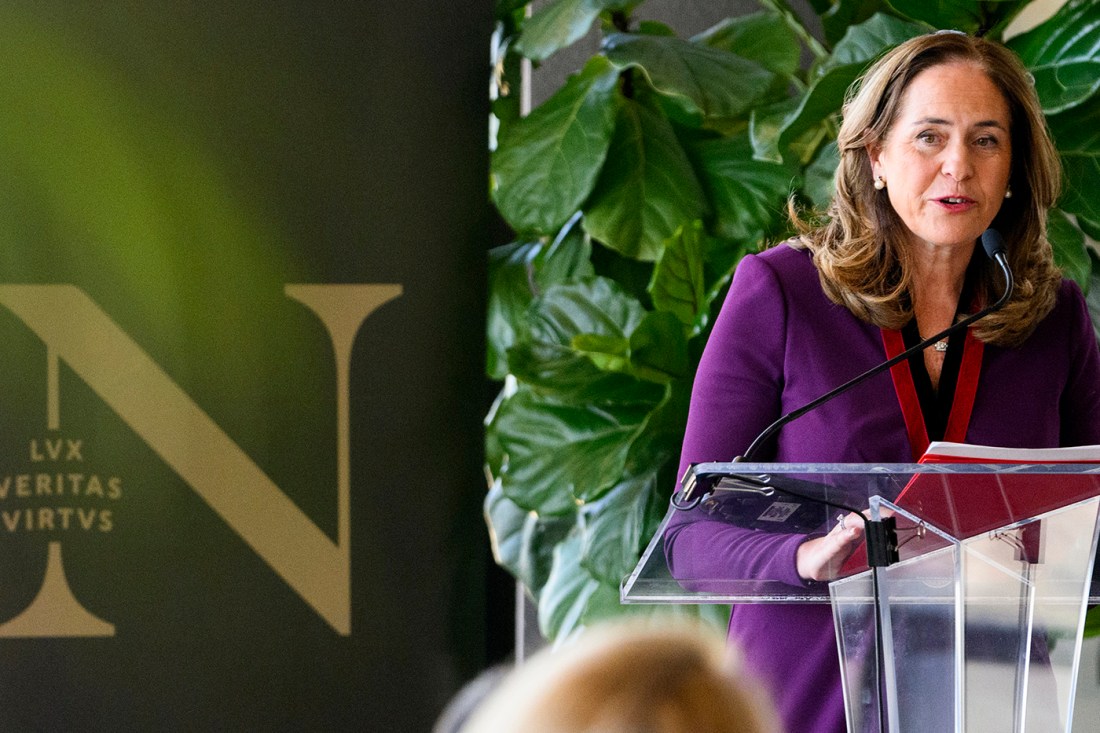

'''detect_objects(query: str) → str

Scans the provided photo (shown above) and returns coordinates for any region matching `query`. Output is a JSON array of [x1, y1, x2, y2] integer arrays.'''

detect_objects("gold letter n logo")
[[0, 284, 402, 637]]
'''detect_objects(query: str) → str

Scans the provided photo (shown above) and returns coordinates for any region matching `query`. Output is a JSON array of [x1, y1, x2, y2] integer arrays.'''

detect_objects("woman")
[[664, 32, 1100, 733]]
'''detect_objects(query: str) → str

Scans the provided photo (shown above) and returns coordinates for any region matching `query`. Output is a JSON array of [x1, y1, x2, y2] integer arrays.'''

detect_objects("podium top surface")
[[623, 462, 1100, 604]]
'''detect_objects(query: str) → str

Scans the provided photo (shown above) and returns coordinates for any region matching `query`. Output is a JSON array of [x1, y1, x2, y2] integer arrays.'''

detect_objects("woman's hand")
[[796, 513, 865, 582]]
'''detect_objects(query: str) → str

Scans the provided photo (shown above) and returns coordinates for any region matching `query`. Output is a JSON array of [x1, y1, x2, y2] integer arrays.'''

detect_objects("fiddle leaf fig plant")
[[487, 0, 1100, 642]]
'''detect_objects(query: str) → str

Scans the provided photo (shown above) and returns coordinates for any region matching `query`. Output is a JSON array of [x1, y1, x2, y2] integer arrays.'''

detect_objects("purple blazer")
[[666, 243, 1100, 733]]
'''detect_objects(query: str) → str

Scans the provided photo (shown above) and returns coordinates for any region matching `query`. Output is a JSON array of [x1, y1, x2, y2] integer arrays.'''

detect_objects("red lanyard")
[[881, 328, 985, 460]]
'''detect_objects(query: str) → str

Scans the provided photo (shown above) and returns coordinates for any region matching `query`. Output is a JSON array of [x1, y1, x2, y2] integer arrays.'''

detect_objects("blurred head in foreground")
[[459, 620, 780, 733]]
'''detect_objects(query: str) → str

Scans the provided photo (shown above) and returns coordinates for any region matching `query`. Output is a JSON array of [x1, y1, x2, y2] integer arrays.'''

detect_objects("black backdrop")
[[0, 2, 491, 730]]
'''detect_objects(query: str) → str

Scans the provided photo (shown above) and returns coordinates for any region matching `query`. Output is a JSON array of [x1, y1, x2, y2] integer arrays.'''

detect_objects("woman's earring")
[[1004, 185, 1013, 199], [874, 176, 886, 191]]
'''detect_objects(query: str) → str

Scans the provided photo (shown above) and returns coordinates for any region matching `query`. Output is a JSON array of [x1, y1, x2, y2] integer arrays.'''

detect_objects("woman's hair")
[[793, 32, 1062, 346], [457, 620, 781, 733]]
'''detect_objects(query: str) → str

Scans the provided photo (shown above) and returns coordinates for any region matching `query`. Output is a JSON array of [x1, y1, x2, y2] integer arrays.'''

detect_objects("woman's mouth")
[[935, 196, 976, 211]]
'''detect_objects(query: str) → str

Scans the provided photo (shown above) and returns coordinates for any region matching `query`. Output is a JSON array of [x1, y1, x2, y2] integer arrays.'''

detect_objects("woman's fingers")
[[796, 515, 864, 582]]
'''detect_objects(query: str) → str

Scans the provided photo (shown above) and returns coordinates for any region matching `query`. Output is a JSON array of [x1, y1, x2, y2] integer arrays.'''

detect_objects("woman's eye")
[[917, 131, 939, 144], [975, 136, 999, 147]]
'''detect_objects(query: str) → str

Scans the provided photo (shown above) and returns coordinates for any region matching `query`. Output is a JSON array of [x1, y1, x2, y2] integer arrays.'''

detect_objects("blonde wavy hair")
[[793, 32, 1062, 346], [458, 620, 781, 733]]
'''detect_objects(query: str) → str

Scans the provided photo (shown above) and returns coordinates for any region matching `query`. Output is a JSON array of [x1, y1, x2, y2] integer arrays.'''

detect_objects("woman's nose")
[[940, 140, 974, 182]]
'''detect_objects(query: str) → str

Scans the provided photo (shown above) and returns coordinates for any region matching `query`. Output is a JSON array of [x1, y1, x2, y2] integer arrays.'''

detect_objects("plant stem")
[[756, 0, 828, 62]]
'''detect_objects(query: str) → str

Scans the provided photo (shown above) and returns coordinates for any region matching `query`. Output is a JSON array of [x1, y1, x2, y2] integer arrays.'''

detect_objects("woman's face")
[[868, 61, 1012, 255]]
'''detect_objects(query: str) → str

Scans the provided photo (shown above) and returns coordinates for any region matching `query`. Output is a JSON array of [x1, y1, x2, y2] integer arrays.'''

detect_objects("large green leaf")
[[691, 132, 797, 240], [537, 527, 693, 643], [701, 234, 750, 303], [648, 221, 708, 332], [627, 310, 691, 381], [484, 479, 575, 597], [1076, 213, 1100, 243], [819, 0, 888, 46], [750, 66, 858, 164], [603, 33, 777, 123], [803, 139, 840, 210], [1008, 0, 1100, 114], [527, 277, 645, 353], [1009, 0, 1100, 62], [622, 379, 691, 482], [508, 278, 663, 395], [486, 227, 595, 379], [537, 529, 606, 641], [691, 11, 801, 78], [751, 14, 924, 164], [583, 99, 706, 261], [1048, 99, 1100, 224], [514, 0, 626, 62], [635, 20, 678, 37], [1048, 208, 1091, 289], [570, 318, 690, 385], [487, 241, 540, 379], [578, 471, 658, 583], [493, 387, 652, 514], [884, 0, 984, 34], [818, 12, 926, 75], [514, 0, 600, 63], [509, 337, 669, 402], [571, 332, 632, 374], [491, 56, 621, 235], [1028, 61, 1100, 115], [539, 220, 598, 282], [514, 277, 689, 384]]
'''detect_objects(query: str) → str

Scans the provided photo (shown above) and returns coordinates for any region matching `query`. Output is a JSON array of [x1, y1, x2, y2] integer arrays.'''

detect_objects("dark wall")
[[0, 2, 490, 730]]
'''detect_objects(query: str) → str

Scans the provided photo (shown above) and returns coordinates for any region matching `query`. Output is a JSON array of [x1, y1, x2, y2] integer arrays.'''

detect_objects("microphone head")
[[981, 229, 1006, 259]]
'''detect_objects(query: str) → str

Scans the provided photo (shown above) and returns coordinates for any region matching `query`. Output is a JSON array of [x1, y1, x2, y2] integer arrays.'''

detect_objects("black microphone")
[[673, 228, 1014, 509]]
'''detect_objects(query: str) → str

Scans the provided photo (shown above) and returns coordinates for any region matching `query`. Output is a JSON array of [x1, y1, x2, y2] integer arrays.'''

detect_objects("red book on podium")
[[839, 443, 1100, 576]]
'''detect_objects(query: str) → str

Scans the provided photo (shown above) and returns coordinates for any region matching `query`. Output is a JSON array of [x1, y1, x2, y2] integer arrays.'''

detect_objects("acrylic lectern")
[[622, 462, 1100, 733]]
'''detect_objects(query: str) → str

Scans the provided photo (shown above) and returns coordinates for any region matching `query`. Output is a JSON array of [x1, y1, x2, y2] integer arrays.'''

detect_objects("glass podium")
[[622, 463, 1100, 732]]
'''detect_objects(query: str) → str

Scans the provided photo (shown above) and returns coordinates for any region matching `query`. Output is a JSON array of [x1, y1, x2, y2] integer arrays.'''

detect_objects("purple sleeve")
[[664, 252, 809, 588], [1060, 280, 1100, 445]]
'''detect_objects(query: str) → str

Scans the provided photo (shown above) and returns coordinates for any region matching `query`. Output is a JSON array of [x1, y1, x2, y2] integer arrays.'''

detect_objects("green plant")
[[486, 0, 1100, 642]]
